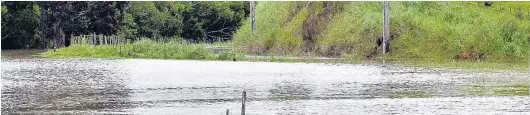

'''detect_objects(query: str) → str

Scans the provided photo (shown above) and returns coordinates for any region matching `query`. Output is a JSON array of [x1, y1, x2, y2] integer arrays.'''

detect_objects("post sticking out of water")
[[226, 109, 229, 115], [241, 91, 246, 115]]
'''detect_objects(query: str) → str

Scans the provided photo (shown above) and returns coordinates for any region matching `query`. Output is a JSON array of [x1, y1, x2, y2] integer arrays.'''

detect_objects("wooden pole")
[[241, 91, 246, 115], [226, 109, 229, 115], [93, 34, 95, 45], [119, 36, 122, 55], [98, 34, 101, 45]]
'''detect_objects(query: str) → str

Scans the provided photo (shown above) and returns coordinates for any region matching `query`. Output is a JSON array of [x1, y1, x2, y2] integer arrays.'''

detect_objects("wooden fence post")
[[99, 34, 102, 45], [92, 33, 96, 46], [119, 36, 122, 56], [241, 91, 246, 115], [88, 34, 90, 45], [73, 36, 75, 45], [72, 36, 75, 45]]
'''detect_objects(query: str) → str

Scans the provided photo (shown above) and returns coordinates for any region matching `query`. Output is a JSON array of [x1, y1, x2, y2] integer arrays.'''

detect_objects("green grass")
[[461, 84, 529, 96], [233, 1, 530, 61], [41, 45, 123, 58], [42, 39, 244, 60], [385, 58, 529, 72]]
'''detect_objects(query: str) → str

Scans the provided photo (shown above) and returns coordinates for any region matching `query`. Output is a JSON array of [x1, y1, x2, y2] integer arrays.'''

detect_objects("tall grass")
[[233, 2, 309, 55], [42, 39, 243, 60]]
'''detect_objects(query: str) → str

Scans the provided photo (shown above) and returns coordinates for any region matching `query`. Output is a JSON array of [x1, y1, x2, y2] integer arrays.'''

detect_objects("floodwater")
[[2, 50, 530, 114]]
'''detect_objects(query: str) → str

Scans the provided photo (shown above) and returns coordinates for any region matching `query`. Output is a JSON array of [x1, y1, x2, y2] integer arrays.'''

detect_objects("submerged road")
[[1, 51, 529, 114]]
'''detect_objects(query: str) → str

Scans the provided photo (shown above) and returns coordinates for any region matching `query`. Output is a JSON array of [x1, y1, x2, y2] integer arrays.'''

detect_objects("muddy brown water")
[[2, 50, 530, 114]]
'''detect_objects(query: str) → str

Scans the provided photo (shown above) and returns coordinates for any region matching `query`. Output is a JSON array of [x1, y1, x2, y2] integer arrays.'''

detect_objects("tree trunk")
[[53, 20, 66, 48], [39, 3, 46, 50]]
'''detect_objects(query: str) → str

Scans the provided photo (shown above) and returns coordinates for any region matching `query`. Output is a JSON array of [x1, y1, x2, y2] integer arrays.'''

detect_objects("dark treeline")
[[1, 1, 249, 49]]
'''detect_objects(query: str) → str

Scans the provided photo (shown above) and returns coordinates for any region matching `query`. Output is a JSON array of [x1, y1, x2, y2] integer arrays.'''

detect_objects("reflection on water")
[[1, 50, 530, 114]]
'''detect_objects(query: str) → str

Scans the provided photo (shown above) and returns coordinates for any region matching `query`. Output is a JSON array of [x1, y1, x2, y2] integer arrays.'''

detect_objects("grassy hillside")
[[233, 1, 530, 61]]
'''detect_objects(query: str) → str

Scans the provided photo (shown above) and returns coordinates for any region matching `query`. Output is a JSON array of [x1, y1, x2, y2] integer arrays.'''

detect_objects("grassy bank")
[[42, 39, 243, 60], [233, 1, 530, 61]]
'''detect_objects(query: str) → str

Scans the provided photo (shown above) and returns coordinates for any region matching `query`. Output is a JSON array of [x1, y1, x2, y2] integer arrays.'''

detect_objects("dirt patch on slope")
[[300, 2, 344, 54]]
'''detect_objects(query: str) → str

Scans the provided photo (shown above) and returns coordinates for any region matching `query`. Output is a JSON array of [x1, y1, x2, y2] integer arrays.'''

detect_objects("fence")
[[70, 34, 139, 46], [473, 2, 530, 21], [70, 34, 141, 57]]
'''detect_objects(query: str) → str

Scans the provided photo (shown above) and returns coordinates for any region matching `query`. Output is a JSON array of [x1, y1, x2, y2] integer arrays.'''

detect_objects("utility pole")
[[250, 1, 255, 33], [383, 1, 390, 55]]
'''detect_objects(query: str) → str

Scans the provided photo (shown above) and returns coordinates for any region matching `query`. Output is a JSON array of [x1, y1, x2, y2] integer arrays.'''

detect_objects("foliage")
[[1, 1, 40, 49], [2, 1, 249, 49], [125, 1, 249, 42]]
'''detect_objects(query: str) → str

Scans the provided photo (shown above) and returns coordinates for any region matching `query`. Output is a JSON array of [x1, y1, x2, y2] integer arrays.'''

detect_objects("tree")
[[180, 1, 248, 42], [39, 1, 128, 48], [1, 1, 40, 49], [40, 1, 79, 48], [86, 1, 128, 35], [129, 1, 161, 38], [2, 1, 250, 49]]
